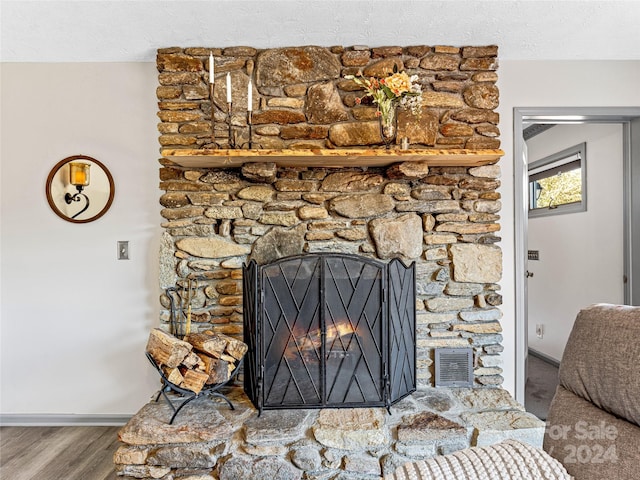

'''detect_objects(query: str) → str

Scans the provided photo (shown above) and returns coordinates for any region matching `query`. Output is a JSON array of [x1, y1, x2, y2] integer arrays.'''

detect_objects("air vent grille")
[[435, 348, 473, 387]]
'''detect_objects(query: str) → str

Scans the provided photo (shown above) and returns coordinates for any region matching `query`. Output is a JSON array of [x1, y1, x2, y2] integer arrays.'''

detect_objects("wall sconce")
[[65, 162, 91, 218], [46, 155, 115, 223]]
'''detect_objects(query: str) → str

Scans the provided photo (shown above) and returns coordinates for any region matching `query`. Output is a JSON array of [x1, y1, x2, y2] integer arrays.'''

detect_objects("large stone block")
[[398, 108, 439, 146], [396, 199, 461, 214], [291, 445, 323, 471], [118, 402, 235, 445], [258, 211, 299, 226], [397, 412, 467, 443], [146, 442, 225, 468], [329, 194, 394, 218], [159, 232, 177, 289], [305, 82, 349, 124], [369, 213, 423, 259], [425, 296, 474, 312], [341, 49, 371, 66], [463, 84, 500, 109], [244, 409, 313, 445], [115, 464, 171, 478], [204, 206, 243, 219], [459, 308, 502, 321], [436, 222, 500, 234], [328, 121, 380, 147], [157, 53, 202, 72], [255, 46, 341, 87], [452, 321, 502, 333], [419, 54, 460, 71], [237, 185, 275, 202], [362, 57, 404, 77], [218, 455, 302, 480], [241, 163, 278, 183], [461, 410, 545, 448], [113, 445, 149, 465], [450, 244, 502, 283], [176, 236, 251, 259], [320, 171, 384, 192], [249, 224, 306, 265], [343, 453, 381, 476], [312, 408, 389, 450], [252, 109, 306, 125]]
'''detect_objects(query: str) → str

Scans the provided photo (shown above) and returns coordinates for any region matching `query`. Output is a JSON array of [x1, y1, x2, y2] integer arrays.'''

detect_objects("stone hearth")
[[116, 387, 544, 479]]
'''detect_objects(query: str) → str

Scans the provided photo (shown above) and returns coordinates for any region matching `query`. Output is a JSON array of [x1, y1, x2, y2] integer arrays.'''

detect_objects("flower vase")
[[378, 102, 397, 149]]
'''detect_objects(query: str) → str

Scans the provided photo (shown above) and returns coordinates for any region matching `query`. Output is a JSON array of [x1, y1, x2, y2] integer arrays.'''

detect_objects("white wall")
[[2, 60, 640, 417], [498, 60, 640, 397], [1, 63, 160, 417], [526, 124, 624, 361]]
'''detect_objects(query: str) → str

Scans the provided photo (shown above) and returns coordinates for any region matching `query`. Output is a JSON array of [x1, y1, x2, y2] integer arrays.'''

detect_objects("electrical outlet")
[[118, 241, 129, 260], [536, 324, 544, 339]]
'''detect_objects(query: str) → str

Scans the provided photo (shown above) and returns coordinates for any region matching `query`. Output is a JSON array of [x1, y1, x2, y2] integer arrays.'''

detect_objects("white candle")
[[226, 73, 232, 103], [209, 53, 214, 84], [247, 79, 253, 112]]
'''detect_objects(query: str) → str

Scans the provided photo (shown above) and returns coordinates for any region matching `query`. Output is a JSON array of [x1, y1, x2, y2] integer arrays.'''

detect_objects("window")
[[528, 142, 586, 217]]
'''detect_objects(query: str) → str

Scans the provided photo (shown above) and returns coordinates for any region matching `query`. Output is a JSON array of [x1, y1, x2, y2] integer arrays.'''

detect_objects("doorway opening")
[[513, 107, 640, 406]]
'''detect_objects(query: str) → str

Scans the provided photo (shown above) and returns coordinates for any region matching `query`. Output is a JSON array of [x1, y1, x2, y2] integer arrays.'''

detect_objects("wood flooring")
[[0, 426, 120, 480]]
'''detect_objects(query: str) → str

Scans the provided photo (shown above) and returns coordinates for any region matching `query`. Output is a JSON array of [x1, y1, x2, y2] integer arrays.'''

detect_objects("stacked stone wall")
[[158, 162, 504, 387], [156, 45, 500, 150], [157, 45, 504, 388]]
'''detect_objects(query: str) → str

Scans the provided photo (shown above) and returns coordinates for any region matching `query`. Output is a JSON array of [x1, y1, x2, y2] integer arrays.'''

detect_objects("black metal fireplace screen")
[[243, 253, 415, 414]]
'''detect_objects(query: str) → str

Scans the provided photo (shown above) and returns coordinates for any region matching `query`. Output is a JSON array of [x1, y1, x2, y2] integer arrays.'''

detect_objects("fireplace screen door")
[[244, 253, 415, 413]]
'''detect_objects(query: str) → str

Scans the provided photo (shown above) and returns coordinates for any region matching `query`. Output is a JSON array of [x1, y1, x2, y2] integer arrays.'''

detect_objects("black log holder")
[[146, 352, 243, 424]]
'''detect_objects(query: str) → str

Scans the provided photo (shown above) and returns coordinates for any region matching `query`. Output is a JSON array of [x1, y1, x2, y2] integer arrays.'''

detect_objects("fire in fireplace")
[[243, 253, 416, 414]]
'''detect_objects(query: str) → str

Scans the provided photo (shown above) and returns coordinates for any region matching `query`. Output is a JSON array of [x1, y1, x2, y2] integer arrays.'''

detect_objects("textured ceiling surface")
[[2, 1, 640, 63]]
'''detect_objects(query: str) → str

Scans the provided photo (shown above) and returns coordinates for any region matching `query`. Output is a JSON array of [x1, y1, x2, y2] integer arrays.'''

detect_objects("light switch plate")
[[118, 241, 129, 260]]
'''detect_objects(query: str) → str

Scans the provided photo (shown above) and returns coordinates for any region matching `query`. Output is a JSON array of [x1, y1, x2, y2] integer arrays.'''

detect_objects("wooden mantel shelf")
[[161, 148, 504, 169]]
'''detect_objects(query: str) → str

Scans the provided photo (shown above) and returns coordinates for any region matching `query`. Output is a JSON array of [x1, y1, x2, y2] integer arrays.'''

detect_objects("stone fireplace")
[[113, 44, 546, 480], [157, 44, 504, 390]]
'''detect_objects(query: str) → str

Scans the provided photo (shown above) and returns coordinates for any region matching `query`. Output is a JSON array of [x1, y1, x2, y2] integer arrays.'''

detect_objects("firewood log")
[[185, 332, 227, 357], [179, 369, 209, 394], [162, 367, 184, 386], [217, 333, 248, 360], [196, 353, 217, 375], [202, 330, 248, 361], [220, 353, 236, 363], [205, 358, 230, 384], [146, 328, 192, 368], [181, 351, 204, 370]]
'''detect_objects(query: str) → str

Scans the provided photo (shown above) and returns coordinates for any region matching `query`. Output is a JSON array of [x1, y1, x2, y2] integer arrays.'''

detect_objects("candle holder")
[[208, 83, 222, 148], [239, 111, 260, 150], [227, 102, 236, 149]]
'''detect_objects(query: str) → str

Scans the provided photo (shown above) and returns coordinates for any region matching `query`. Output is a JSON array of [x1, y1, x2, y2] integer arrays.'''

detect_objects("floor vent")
[[435, 348, 474, 387]]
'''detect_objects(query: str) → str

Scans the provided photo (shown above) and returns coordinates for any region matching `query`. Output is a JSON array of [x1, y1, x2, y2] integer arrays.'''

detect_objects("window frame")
[[528, 142, 587, 218]]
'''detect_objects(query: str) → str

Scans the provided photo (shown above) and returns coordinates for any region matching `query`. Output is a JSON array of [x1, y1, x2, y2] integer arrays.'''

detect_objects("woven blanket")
[[386, 440, 573, 480]]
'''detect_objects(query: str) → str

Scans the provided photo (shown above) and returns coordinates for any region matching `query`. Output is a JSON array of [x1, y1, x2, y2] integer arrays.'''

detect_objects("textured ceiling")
[[2, 1, 640, 62]]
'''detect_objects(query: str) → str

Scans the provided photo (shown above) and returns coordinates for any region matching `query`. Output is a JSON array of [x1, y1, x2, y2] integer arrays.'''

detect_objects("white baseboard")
[[0, 414, 131, 426], [528, 348, 561, 367]]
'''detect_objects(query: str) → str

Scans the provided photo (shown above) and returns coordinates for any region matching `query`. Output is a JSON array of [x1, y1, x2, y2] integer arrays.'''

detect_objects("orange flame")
[[284, 320, 357, 359]]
